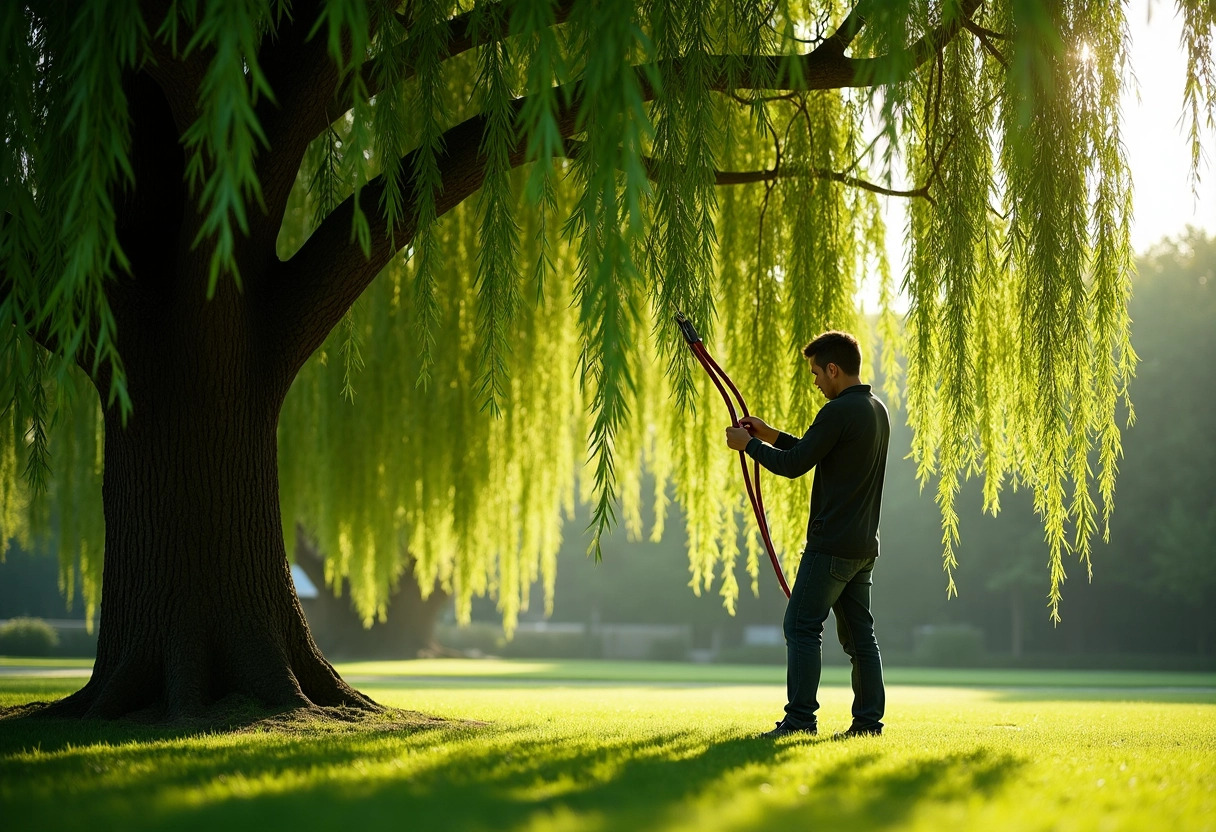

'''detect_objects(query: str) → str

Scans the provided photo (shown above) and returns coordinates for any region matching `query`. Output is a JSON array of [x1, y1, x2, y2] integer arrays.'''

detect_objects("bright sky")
[[870, 0, 1215, 308], [1124, 0, 1216, 249]]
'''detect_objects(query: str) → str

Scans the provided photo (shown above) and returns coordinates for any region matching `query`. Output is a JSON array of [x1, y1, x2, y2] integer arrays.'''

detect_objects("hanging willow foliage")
[[2, 0, 1213, 633]]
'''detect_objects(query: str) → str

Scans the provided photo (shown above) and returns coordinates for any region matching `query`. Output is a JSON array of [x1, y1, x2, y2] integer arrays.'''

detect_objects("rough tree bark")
[[41, 219, 378, 717], [42, 60, 377, 719], [47, 347, 375, 718]]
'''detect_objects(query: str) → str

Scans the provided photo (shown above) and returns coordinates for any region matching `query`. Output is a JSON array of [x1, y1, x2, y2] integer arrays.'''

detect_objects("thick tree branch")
[[963, 18, 1009, 41], [819, 0, 874, 57], [138, 0, 209, 134], [349, 0, 977, 109], [135, 0, 348, 293], [272, 0, 981, 384], [690, 0, 980, 92], [559, 138, 935, 200], [250, 0, 346, 258], [353, 0, 579, 106], [269, 94, 572, 384], [964, 18, 1009, 68]]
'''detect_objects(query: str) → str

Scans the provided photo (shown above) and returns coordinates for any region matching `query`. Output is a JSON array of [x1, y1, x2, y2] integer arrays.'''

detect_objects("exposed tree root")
[[232, 705, 479, 736], [2, 698, 476, 736], [30, 632, 387, 725]]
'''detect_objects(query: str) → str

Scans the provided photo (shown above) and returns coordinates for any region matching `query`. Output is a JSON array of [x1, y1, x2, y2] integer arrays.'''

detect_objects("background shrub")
[[0, 617, 60, 656]]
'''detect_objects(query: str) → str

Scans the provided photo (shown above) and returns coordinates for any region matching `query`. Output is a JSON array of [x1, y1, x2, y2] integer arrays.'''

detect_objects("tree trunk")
[[45, 285, 376, 720], [294, 527, 453, 660]]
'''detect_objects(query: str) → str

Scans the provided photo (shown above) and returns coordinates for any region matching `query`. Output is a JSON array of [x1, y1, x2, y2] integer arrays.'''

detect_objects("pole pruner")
[[675, 312, 791, 599]]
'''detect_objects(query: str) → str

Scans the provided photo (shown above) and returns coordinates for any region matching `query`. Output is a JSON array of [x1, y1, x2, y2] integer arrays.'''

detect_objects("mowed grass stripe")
[[4, 657, 1214, 689], [1, 669, 1214, 832], [336, 659, 1216, 689]]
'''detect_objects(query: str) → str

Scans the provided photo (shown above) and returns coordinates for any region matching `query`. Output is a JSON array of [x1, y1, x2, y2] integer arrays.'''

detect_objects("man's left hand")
[[725, 426, 752, 451]]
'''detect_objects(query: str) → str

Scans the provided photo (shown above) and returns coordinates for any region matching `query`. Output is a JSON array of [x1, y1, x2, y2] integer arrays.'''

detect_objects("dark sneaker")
[[761, 720, 817, 738], [831, 726, 883, 740]]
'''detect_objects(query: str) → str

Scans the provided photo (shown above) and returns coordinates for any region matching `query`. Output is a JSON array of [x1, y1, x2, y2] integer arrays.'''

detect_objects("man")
[[725, 330, 890, 739]]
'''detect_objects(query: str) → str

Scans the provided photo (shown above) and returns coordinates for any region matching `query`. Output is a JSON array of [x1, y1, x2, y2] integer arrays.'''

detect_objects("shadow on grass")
[[753, 747, 1021, 830], [0, 699, 461, 761], [0, 709, 1027, 832]]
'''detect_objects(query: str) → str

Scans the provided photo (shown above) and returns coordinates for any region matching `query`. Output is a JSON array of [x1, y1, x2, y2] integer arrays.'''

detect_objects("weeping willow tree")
[[1, 0, 1213, 719]]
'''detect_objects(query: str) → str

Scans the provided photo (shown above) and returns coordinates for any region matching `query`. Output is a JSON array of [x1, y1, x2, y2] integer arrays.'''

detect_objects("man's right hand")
[[739, 416, 779, 445]]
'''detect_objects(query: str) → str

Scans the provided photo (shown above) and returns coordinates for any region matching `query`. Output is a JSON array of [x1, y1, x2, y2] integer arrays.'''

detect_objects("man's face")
[[808, 358, 837, 400]]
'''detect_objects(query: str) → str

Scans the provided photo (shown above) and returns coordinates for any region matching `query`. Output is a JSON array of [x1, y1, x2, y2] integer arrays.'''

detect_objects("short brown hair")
[[802, 331, 861, 376]]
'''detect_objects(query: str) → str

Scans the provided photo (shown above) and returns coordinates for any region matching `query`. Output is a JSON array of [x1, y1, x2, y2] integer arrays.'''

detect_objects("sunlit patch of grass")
[[1, 663, 1213, 832], [335, 658, 1216, 689], [0, 658, 94, 668], [0, 678, 88, 707]]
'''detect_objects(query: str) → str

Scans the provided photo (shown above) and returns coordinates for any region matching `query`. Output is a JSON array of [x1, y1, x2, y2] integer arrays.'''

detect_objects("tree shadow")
[[751, 746, 1023, 831], [0, 698, 456, 758], [0, 714, 1027, 832]]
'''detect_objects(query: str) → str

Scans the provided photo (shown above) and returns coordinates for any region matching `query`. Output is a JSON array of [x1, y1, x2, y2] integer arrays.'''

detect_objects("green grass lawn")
[[1, 659, 1214, 832]]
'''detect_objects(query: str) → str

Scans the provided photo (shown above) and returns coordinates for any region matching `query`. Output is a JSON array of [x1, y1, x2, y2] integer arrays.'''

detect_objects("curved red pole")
[[683, 333, 791, 599], [689, 344, 764, 534], [694, 348, 781, 571]]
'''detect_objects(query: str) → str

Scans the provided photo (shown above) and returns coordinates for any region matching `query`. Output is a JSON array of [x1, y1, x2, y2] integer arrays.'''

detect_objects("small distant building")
[[290, 564, 319, 600]]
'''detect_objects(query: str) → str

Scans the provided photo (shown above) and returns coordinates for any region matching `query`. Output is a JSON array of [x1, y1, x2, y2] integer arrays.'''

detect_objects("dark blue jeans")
[[782, 551, 885, 731]]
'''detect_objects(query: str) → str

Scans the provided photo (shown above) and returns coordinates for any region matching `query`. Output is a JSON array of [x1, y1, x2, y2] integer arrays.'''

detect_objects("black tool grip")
[[674, 312, 701, 344]]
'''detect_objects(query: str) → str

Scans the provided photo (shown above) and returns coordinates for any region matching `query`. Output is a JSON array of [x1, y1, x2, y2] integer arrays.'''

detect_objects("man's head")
[[802, 331, 862, 400]]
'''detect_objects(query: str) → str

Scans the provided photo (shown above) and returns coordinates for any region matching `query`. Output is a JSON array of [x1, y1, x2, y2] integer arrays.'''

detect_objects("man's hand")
[[725, 425, 753, 451], [739, 416, 779, 445]]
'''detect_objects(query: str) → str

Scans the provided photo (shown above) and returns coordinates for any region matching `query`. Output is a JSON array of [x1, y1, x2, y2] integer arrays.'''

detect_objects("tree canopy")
[[2, 0, 1214, 637]]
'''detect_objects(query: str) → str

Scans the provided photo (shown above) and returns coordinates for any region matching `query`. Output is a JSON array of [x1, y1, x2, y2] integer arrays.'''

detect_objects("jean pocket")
[[830, 556, 859, 582]]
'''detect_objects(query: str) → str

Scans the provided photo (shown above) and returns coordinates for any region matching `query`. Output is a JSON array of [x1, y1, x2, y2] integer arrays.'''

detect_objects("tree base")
[[2, 698, 473, 737], [36, 631, 381, 722]]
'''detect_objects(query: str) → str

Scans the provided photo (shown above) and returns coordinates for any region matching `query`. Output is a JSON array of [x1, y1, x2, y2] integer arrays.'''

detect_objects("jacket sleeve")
[[744, 406, 843, 479]]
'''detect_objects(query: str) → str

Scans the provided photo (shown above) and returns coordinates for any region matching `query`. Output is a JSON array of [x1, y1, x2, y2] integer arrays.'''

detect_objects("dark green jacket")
[[744, 384, 890, 558]]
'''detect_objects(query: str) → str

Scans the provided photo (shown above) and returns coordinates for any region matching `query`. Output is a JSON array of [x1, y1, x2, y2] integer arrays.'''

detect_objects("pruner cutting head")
[[674, 311, 702, 345]]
